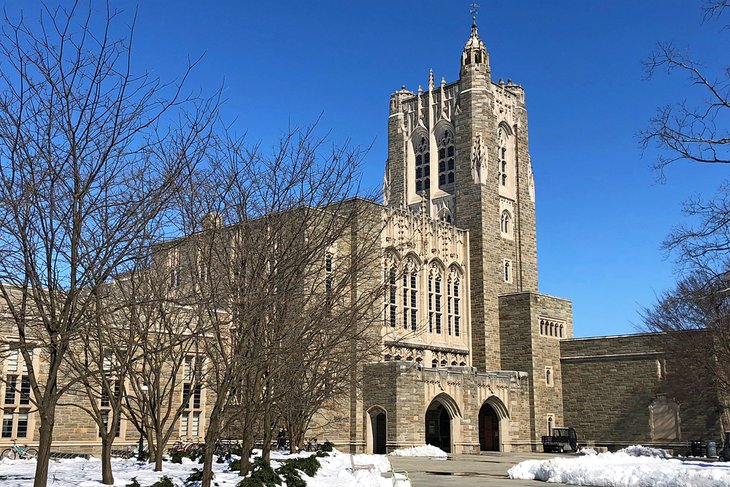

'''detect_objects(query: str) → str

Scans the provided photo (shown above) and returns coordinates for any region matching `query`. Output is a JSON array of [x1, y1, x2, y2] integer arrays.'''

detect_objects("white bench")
[[391, 469, 410, 486], [349, 454, 376, 472]]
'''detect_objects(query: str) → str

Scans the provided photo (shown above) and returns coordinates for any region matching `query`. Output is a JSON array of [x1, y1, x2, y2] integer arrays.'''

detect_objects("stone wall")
[[499, 292, 572, 450], [561, 333, 722, 450]]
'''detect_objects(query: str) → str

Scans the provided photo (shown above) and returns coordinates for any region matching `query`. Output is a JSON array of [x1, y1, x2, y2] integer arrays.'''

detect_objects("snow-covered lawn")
[[0, 449, 394, 487], [509, 445, 730, 487], [389, 444, 447, 458]]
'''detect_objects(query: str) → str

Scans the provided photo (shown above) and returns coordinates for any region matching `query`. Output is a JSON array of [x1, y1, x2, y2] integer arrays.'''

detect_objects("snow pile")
[[389, 444, 448, 458], [578, 447, 598, 455], [0, 450, 393, 487], [509, 448, 730, 487], [619, 444, 671, 459]]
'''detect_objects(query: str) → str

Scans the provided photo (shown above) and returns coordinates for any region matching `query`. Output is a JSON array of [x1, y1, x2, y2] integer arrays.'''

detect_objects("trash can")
[[691, 440, 703, 456], [707, 441, 717, 458]]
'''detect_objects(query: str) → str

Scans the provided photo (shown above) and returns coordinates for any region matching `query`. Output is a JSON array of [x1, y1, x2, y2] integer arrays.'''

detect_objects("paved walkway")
[[387, 452, 572, 487]]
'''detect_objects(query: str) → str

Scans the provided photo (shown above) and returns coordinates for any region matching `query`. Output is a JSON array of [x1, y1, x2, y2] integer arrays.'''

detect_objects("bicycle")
[[1, 439, 38, 460]]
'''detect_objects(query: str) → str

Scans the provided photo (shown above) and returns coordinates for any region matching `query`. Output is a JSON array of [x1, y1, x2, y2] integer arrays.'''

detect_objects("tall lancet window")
[[402, 259, 418, 332], [498, 127, 508, 187], [438, 129, 455, 189], [447, 269, 462, 337], [414, 136, 430, 195], [384, 260, 398, 328], [429, 265, 443, 334]]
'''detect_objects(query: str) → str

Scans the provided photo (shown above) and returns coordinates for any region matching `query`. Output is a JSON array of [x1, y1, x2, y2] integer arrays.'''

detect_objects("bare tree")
[[0, 3, 216, 485], [166, 124, 385, 487], [640, 1, 729, 171]]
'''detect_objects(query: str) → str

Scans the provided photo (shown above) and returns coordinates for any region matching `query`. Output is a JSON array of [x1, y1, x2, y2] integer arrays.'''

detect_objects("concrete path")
[[387, 452, 572, 487]]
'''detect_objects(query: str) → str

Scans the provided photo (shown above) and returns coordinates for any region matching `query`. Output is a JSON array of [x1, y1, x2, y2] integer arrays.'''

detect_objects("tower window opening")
[[503, 260, 511, 283], [438, 130, 455, 189], [429, 268, 443, 334], [501, 210, 512, 235], [415, 137, 430, 195]]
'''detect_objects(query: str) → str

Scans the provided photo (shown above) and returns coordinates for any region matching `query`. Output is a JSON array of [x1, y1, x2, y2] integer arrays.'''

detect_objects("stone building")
[[313, 18, 723, 454], [0, 17, 723, 456]]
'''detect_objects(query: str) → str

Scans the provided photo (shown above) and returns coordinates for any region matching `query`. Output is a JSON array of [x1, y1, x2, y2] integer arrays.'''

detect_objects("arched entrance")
[[479, 403, 500, 451], [367, 407, 387, 454], [479, 397, 508, 452], [373, 412, 387, 454], [425, 394, 459, 453]]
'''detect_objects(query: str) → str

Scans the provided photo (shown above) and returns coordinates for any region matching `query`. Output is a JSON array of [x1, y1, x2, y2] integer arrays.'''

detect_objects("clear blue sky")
[[4, 1, 729, 337]]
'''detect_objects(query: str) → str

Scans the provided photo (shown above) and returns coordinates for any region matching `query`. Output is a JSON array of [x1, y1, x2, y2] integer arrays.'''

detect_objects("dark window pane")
[[439, 175, 446, 185], [4, 376, 16, 405], [416, 168, 422, 178], [193, 385, 202, 409], [424, 153, 430, 163], [439, 162, 445, 172], [19, 376, 30, 405], [424, 178, 430, 190], [416, 155, 422, 166], [447, 146, 454, 157], [439, 148, 445, 159], [416, 181, 422, 192], [2, 414, 12, 437], [448, 173, 454, 183], [17, 412, 28, 438], [183, 383, 192, 408], [448, 159, 454, 170]]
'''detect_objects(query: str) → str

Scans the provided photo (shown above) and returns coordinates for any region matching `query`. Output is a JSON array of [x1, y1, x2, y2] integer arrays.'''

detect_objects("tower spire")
[[470, 2, 480, 27], [461, 2, 489, 75]]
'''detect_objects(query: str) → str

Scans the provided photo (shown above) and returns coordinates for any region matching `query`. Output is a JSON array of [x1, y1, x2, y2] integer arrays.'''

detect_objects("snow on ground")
[[389, 444, 447, 458], [0, 450, 393, 487], [509, 445, 730, 487]]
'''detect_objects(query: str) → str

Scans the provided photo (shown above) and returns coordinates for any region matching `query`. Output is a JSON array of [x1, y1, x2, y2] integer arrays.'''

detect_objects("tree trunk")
[[239, 436, 254, 477], [154, 430, 164, 471], [100, 435, 114, 485], [201, 415, 221, 487], [33, 410, 55, 487]]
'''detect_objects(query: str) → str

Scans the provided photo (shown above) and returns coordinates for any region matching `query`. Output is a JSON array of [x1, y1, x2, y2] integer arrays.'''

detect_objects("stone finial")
[[441, 76, 446, 88], [429, 69, 434, 91]]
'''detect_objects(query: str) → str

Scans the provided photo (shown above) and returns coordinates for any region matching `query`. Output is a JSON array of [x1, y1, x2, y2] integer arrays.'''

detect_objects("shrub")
[[249, 457, 281, 486], [171, 451, 185, 464], [315, 450, 329, 458], [320, 441, 334, 453], [228, 458, 241, 471], [282, 456, 321, 478], [275, 463, 306, 487], [125, 479, 142, 487], [235, 479, 262, 487], [186, 468, 206, 482], [150, 476, 175, 487]]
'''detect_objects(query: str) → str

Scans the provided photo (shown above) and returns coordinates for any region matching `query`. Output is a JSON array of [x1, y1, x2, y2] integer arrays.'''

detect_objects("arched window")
[[438, 130, 455, 189], [384, 263, 398, 328], [429, 266, 443, 334], [498, 128, 508, 187], [403, 260, 418, 332], [431, 358, 438, 368], [500, 210, 512, 235], [447, 269, 462, 337], [440, 359, 447, 367], [414, 136, 430, 195], [503, 260, 511, 283]]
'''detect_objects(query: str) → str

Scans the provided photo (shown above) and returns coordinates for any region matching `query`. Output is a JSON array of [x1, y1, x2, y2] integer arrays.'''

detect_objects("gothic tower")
[[384, 19, 538, 372]]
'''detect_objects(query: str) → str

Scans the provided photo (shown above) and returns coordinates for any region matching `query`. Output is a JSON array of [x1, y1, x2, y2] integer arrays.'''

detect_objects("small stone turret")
[[461, 20, 490, 78]]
